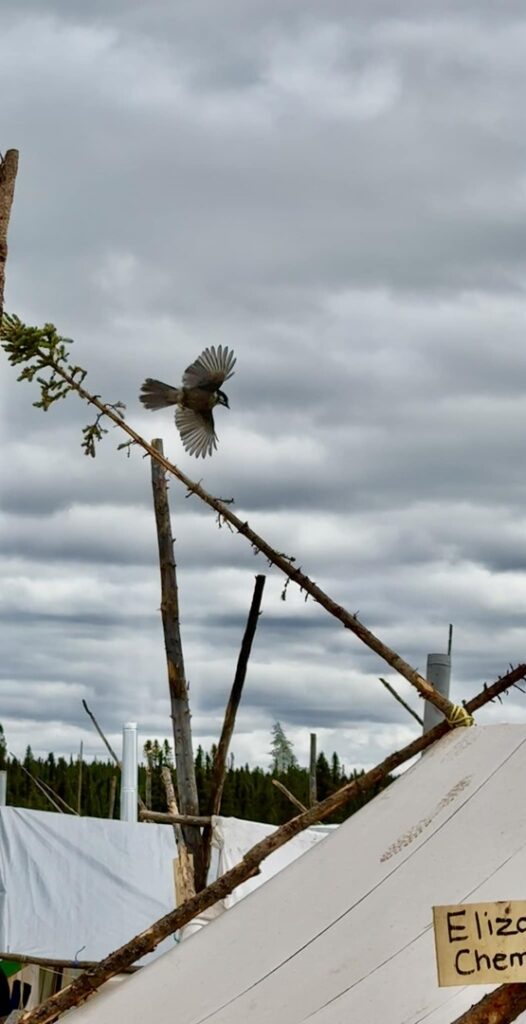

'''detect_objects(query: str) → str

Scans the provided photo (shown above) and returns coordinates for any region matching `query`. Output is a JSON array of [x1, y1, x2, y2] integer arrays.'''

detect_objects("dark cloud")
[[2, 1, 526, 771]]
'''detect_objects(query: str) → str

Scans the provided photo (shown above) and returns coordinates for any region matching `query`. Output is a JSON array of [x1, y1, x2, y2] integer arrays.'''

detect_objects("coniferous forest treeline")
[[0, 729, 392, 826]]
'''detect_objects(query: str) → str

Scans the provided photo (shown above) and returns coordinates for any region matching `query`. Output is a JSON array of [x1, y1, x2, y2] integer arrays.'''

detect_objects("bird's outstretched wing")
[[182, 345, 236, 392], [175, 406, 218, 458]]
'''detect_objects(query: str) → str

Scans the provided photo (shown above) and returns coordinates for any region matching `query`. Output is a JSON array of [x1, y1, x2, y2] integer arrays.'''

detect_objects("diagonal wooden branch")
[[82, 699, 121, 766], [0, 149, 19, 319], [81, 699, 147, 812], [25, 355, 461, 721], [16, 761, 72, 815], [272, 777, 308, 813], [379, 677, 424, 726], [201, 573, 266, 882], [17, 663, 526, 1024]]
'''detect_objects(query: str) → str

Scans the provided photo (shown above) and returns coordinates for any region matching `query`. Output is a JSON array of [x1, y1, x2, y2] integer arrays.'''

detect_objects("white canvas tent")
[[0, 807, 332, 963], [63, 724, 526, 1024]]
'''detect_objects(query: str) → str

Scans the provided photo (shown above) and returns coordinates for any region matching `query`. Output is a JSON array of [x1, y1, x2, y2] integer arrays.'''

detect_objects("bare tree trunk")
[[0, 148, 19, 318], [150, 438, 202, 884], [201, 574, 266, 884], [17, 662, 526, 1024]]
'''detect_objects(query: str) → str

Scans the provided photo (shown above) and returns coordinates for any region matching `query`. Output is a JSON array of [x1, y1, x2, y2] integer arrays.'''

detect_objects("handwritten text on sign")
[[433, 901, 526, 986]]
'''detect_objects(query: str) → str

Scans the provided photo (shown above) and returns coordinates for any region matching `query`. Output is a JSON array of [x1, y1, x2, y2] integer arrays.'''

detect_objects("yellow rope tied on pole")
[[446, 704, 475, 728]]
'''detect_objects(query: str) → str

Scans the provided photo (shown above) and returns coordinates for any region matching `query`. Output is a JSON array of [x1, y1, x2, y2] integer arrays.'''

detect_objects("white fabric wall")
[[63, 725, 526, 1024], [0, 807, 331, 961]]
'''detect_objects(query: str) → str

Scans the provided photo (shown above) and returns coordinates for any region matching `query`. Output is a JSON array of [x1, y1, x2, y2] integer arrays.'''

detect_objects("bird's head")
[[216, 389, 230, 408]]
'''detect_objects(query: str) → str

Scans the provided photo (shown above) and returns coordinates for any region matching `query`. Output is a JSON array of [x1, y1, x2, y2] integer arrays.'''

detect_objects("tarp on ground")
[[0, 807, 331, 962], [65, 724, 526, 1023]]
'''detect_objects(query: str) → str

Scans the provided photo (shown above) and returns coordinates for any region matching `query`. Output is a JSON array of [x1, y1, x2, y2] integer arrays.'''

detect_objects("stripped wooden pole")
[[161, 766, 195, 902], [150, 439, 203, 885]]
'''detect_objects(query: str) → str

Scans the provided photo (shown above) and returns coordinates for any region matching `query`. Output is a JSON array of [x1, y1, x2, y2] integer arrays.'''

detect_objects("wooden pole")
[[201, 574, 266, 885], [139, 810, 210, 827], [76, 740, 83, 815], [0, 148, 19, 318], [108, 775, 117, 819], [18, 663, 526, 1024], [0, 951, 140, 974], [161, 766, 196, 902], [309, 733, 317, 807], [150, 438, 202, 885]]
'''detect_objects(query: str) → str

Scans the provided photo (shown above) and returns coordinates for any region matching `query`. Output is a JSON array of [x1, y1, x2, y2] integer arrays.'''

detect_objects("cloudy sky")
[[1, 1, 526, 778]]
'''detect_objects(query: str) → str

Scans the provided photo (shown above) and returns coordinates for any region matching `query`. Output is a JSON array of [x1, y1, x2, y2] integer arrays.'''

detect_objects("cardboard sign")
[[433, 901, 526, 985]]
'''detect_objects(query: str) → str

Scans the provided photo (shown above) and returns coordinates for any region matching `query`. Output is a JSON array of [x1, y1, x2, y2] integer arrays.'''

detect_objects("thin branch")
[[379, 677, 424, 726], [139, 810, 211, 827], [0, 952, 139, 975], [201, 574, 266, 880], [81, 699, 120, 766], [34, 774, 79, 816], [17, 663, 526, 1024], [272, 778, 308, 813], [81, 699, 146, 813], [0, 323, 469, 724], [16, 761, 68, 815], [0, 149, 19, 318]]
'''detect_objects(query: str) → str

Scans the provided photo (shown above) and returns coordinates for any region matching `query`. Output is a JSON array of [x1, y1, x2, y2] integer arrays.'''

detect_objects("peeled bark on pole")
[[150, 438, 203, 884], [161, 765, 196, 902], [201, 573, 266, 883], [0, 148, 19, 318], [17, 663, 526, 1024]]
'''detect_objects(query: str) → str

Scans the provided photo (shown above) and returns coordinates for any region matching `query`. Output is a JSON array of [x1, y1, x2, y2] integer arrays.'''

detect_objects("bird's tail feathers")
[[139, 379, 182, 410]]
